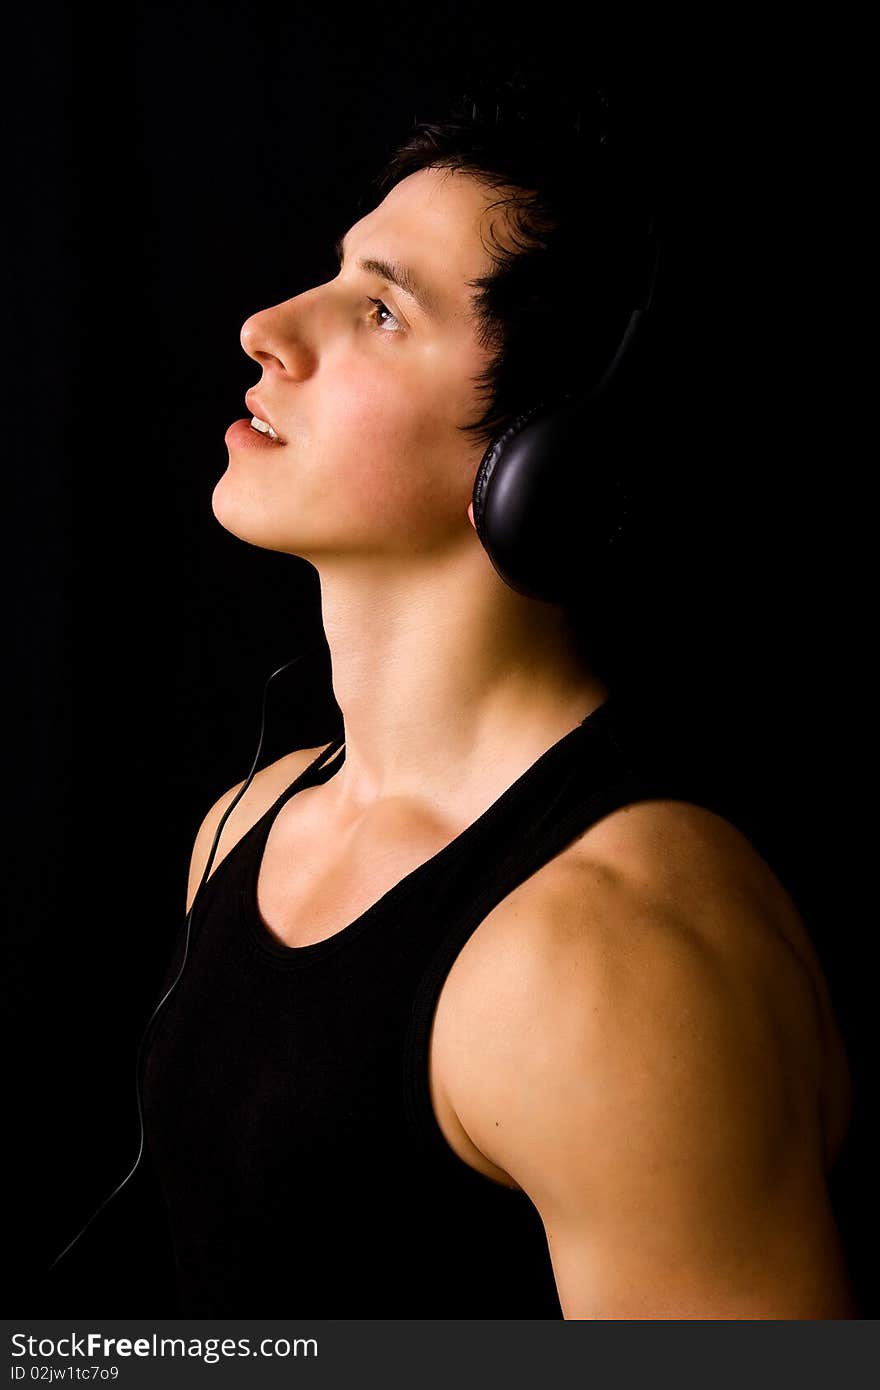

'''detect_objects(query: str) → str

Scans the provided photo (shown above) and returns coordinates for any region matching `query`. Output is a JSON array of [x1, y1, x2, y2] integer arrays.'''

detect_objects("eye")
[[366, 296, 403, 333]]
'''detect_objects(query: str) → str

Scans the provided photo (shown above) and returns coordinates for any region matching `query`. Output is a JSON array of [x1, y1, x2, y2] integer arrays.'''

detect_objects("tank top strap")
[[271, 731, 346, 811], [183, 731, 347, 947], [235, 731, 348, 847], [293, 730, 346, 790]]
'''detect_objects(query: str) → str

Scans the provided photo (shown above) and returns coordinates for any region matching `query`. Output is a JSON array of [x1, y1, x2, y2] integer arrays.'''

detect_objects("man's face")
[[214, 166, 501, 560]]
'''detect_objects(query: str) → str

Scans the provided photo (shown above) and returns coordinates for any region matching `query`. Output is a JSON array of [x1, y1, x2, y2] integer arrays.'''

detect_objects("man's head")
[[216, 162, 512, 561], [215, 74, 654, 683]]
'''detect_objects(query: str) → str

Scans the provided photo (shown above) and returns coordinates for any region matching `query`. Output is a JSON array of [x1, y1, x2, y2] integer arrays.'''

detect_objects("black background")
[[6, 4, 874, 1316]]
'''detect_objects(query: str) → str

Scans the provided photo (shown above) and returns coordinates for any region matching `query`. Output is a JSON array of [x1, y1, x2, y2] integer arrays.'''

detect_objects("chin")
[[209, 483, 312, 557], [210, 479, 272, 548]]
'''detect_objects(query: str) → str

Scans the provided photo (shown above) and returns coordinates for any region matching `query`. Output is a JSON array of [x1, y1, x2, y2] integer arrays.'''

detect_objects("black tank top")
[[142, 695, 714, 1317]]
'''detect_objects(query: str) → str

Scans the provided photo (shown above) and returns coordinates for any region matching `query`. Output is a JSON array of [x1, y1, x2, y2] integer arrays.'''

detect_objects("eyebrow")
[[334, 231, 441, 319]]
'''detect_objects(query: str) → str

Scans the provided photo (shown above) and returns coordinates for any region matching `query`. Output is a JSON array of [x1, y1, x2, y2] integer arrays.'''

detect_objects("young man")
[[142, 83, 857, 1318]]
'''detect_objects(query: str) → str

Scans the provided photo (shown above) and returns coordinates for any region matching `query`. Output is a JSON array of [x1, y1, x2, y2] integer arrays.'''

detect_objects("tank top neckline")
[[240, 694, 618, 970]]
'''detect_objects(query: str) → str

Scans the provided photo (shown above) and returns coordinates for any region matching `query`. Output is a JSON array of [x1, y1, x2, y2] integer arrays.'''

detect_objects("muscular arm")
[[445, 811, 857, 1319]]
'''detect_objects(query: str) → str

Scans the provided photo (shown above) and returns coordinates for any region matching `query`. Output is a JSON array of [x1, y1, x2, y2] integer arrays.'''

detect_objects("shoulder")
[[443, 793, 828, 1031], [185, 742, 329, 912], [435, 798, 857, 1315], [438, 795, 834, 1183]]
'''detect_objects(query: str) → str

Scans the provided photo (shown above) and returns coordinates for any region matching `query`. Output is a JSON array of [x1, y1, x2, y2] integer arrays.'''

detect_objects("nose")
[[239, 292, 318, 376]]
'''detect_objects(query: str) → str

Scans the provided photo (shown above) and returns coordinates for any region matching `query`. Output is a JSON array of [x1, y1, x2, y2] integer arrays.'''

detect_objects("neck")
[[313, 556, 609, 820]]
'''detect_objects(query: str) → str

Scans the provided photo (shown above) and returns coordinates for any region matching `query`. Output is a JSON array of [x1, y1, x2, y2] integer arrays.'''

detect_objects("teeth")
[[250, 415, 279, 440]]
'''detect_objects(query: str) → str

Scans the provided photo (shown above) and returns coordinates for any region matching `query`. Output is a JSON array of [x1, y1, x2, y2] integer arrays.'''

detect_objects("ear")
[[467, 500, 477, 530]]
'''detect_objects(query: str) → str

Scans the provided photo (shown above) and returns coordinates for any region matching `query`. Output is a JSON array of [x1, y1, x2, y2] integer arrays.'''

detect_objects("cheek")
[[322, 370, 464, 528]]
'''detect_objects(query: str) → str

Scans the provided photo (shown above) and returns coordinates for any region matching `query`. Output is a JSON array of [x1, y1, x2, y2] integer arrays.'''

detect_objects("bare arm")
[[445, 822, 857, 1318]]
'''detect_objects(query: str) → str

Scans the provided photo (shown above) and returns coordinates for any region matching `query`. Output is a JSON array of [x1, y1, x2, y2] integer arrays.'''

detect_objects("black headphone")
[[472, 209, 661, 604], [46, 212, 661, 1283]]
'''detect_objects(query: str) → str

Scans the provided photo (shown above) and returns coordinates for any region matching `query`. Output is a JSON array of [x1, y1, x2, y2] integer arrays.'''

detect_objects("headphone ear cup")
[[471, 388, 635, 604], [471, 302, 654, 604], [471, 397, 549, 545]]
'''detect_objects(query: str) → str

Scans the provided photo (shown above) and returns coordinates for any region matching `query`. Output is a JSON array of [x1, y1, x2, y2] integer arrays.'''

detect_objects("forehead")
[[346, 166, 501, 315]]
